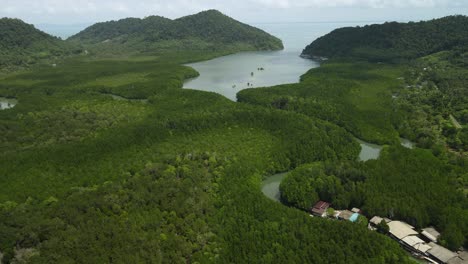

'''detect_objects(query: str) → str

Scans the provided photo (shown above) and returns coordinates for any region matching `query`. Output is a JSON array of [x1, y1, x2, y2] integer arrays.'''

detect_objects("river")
[[261, 138, 383, 202]]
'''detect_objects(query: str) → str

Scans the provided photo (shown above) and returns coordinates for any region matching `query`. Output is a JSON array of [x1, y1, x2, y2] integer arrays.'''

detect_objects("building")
[[401, 236, 432, 255], [369, 216, 383, 226], [387, 221, 419, 240], [310, 201, 330, 217], [421, 227, 441, 243], [338, 210, 353, 221], [427, 243, 458, 264], [349, 213, 359, 223], [351, 207, 361, 213], [369, 216, 392, 227], [447, 251, 468, 264]]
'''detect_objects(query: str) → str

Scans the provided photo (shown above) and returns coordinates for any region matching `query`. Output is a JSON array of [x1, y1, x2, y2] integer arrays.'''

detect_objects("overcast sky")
[[1, 0, 467, 25]]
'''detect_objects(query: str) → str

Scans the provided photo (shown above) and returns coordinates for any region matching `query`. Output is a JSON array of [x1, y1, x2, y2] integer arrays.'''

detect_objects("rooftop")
[[312, 201, 330, 210], [338, 210, 354, 220], [349, 213, 359, 223], [370, 216, 383, 226], [421, 227, 441, 242], [311, 201, 330, 216], [427, 242, 458, 263], [388, 221, 418, 240], [401, 236, 432, 253]]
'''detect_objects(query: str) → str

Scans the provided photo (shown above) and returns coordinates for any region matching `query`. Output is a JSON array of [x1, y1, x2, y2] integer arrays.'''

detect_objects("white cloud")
[[0, 0, 466, 24], [249, 0, 456, 8]]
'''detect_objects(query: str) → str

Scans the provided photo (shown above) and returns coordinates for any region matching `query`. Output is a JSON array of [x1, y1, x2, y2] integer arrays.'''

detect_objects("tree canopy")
[[302, 15, 468, 62], [68, 10, 284, 54]]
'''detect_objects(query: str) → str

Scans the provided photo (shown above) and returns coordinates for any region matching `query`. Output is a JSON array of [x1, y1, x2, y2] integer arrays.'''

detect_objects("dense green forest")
[[238, 15, 468, 253], [0, 10, 282, 72], [395, 51, 468, 151], [302, 15, 468, 62], [1, 14, 467, 263], [68, 10, 283, 55], [238, 61, 404, 144], [0, 18, 82, 72], [280, 146, 468, 250], [0, 52, 411, 263]]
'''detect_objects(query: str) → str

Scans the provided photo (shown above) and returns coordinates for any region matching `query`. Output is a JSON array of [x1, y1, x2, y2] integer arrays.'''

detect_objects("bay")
[[183, 22, 374, 101]]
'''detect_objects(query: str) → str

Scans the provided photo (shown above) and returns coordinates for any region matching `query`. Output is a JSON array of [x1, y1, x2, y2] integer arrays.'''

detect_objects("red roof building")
[[311, 201, 330, 217]]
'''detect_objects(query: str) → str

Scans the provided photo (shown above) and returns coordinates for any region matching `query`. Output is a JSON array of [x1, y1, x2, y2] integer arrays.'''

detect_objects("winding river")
[[180, 22, 415, 203], [261, 139, 384, 202], [182, 22, 423, 262]]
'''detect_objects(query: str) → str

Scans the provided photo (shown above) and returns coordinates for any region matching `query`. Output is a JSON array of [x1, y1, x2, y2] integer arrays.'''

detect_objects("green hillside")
[[0, 18, 81, 70], [68, 10, 283, 54], [302, 15, 468, 62]]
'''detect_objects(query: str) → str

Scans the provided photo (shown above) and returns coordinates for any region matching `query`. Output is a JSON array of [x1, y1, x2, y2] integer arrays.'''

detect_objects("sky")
[[1, 0, 467, 25]]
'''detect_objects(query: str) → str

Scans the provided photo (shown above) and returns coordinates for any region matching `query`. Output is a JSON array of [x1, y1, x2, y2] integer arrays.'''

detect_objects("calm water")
[[0, 97, 17, 110], [184, 51, 318, 101], [183, 22, 374, 101], [357, 139, 383, 161], [261, 173, 288, 202]]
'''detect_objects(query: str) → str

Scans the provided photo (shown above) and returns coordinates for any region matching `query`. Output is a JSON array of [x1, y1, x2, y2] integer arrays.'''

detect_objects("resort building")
[[337, 210, 360, 222], [369, 216, 391, 226], [387, 221, 419, 240], [422, 227, 441, 243], [427, 243, 458, 264], [310, 201, 330, 217], [401, 236, 432, 254]]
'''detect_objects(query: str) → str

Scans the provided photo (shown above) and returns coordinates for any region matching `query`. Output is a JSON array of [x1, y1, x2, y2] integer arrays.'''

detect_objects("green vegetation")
[[1, 14, 466, 263], [0, 51, 410, 263], [302, 15, 468, 62], [68, 10, 283, 56], [238, 62, 404, 144], [280, 146, 468, 250], [0, 18, 82, 72], [377, 220, 390, 234], [239, 16, 468, 252], [395, 51, 468, 152]]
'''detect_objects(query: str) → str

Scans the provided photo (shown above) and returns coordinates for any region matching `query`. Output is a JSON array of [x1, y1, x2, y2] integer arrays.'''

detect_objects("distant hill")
[[0, 18, 81, 70], [302, 15, 468, 62], [68, 10, 283, 54]]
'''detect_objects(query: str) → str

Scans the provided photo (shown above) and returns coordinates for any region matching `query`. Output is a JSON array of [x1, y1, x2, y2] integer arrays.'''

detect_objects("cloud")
[[249, 0, 463, 8], [0, 0, 466, 24]]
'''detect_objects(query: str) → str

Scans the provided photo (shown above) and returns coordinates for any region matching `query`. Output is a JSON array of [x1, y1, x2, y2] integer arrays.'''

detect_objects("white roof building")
[[427, 242, 458, 264], [388, 221, 418, 240], [370, 216, 383, 226], [421, 227, 441, 243], [401, 236, 432, 254]]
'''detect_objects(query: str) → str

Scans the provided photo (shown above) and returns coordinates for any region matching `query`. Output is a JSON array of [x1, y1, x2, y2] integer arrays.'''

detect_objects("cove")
[[182, 22, 377, 101], [183, 50, 318, 101]]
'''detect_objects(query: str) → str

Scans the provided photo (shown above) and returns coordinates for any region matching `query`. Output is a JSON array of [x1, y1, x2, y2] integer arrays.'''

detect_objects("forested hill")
[[0, 18, 81, 69], [302, 15, 468, 62], [68, 10, 283, 53]]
